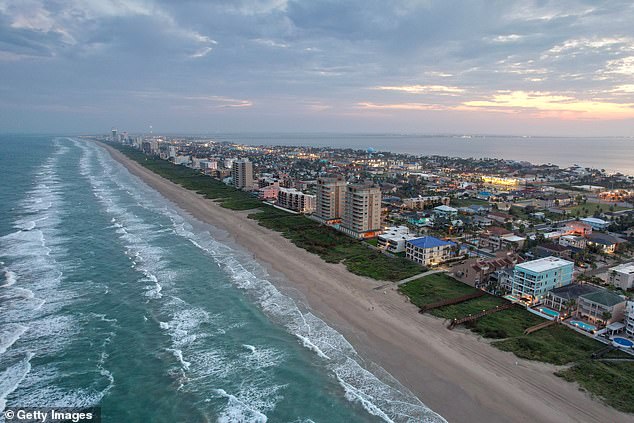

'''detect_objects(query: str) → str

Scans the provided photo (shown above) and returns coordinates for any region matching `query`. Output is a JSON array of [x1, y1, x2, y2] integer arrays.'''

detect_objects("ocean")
[[0, 136, 445, 423], [206, 133, 634, 176]]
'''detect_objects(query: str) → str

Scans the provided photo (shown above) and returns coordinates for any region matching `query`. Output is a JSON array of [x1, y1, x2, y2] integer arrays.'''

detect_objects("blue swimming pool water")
[[539, 308, 560, 318], [613, 337, 634, 348], [570, 320, 597, 332]]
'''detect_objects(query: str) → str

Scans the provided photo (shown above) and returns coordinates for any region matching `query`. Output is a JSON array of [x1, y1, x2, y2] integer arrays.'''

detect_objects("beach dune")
[[100, 142, 629, 423]]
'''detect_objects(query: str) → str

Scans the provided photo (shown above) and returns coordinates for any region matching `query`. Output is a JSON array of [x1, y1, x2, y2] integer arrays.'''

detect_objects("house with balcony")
[[577, 290, 627, 325], [405, 236, 456, 267], [511, 257, 574, 304]]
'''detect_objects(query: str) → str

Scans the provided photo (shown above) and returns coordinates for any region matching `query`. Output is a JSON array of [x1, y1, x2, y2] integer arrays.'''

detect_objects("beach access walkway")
[[396, 269, 447, 286]]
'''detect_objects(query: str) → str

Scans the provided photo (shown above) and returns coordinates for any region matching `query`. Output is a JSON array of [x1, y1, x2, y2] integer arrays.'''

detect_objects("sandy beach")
[[99, 142, 630, 423]]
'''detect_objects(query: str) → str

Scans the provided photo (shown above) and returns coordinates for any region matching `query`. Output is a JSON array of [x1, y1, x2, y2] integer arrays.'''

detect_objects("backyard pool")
[[570, 320, 597, 332], [612, 337, 634, 348], [538, 307, 560, 318]]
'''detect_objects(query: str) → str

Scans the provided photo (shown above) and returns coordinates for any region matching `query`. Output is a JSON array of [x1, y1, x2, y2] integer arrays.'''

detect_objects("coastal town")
[[101, 129, 634, 413]]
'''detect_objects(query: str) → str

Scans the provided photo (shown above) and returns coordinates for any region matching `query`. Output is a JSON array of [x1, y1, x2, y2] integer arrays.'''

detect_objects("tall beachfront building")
[[511, 256, 574, 304], [232, 158, 254, 190], [340, 183, 381, 239], [315, 176, 346, 222]]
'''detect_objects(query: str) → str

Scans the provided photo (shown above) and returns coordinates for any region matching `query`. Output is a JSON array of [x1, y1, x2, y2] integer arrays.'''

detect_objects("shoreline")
[[98, 141, 630, 423]]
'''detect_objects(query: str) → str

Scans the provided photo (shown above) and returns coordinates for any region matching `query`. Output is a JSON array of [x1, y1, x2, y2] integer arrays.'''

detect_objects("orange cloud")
[[463, 91, 634, 119]]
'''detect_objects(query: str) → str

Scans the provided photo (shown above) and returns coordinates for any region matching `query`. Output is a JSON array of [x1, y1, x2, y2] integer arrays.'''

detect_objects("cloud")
[[463, 91, 634, 119], [373, 85, 465, 95], [1, 0, 634, 134]]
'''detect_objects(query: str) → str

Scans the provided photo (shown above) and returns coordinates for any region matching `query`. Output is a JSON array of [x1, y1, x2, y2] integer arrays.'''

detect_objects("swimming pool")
[[570, 320, 597, 332], [612, 337, 634, 348], [538, 307, 560, 318]]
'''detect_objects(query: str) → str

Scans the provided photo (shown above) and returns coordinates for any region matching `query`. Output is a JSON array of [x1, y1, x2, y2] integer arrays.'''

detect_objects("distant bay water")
[[0, 135, 445, 423], [207, 133, 634, 176]]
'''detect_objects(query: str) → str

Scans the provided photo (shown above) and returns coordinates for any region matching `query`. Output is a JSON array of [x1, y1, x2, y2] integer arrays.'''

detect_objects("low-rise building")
[[433, 205, 458, 218], [544, 283, 602, 312], [452, 252, 522, 288], [581, 217, 610, 231], [577, 290, 627, 325], [608, 262, 634, 290], [377, 226, 417, 253], [277, 187, 316, 213], [402, 196, 449, 210], [511, 257, 574, 304], [559, 234, 587, 250], [586, 232, 624, 254], [405, 236, 455, 267]]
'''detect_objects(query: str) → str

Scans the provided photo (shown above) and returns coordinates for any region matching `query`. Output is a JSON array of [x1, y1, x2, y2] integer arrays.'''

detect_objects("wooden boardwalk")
[[419, 290, 486, 313], [447, 302, 515, 329]]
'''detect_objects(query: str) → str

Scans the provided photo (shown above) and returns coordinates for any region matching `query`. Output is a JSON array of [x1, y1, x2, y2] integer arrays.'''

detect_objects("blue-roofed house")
[[405, 236, 456, 266]]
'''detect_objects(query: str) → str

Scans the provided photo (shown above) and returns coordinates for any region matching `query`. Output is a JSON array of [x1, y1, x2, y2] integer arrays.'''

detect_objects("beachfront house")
[[577, 291, 627, 326], [543, 283, 602, 314], [405, 236, 455, 267], [511, 257, 574, 304]]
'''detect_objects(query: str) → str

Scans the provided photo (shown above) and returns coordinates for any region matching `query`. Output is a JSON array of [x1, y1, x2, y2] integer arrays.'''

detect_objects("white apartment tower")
[[341, 184, 381, 238], [232, 158, 254, 190], [315, 176, 346, 221]]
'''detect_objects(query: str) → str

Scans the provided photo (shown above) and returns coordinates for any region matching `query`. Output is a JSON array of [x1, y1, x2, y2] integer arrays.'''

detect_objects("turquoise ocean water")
[[0, 136, 445, 423]]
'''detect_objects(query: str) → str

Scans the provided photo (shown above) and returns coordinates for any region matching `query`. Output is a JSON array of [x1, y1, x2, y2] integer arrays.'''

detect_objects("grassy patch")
[[464, 306, 544, 339], [556, 361, 634, 414], [399, 273, 478, 308], [492, 325, 604, 365], [565, 202, 630, 216]]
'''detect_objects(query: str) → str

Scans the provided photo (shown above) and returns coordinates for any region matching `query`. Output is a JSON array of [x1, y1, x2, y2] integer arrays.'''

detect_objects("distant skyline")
[[1, 1, 634, 136]]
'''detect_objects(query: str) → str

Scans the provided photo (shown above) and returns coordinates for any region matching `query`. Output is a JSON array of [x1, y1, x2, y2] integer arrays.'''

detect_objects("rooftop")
[[516, 256, 574, 273], [549, 283, 602, 300], [407, 236, 455, 249], [579, 290, 627, 307], [611, 262, 634, 275], [434, 205, 457, 212], [581, 217, 609, 225]]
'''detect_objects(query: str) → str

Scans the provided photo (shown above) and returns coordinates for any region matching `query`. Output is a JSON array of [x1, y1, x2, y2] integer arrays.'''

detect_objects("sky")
[[1, 0, 634, 136]]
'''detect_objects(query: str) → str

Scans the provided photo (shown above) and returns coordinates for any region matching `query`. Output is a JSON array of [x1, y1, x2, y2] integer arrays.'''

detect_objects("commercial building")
[[577, 291, 627, 325], [511, 257, 574, 304], [340, 184, 382, 239], [276, 188, 316, 214], [232, 158, 254, 190], [405, 236, 455, 266], [315, 176, 346, 222], [377, 226, 417, 253], [608, 262, 634, 290]]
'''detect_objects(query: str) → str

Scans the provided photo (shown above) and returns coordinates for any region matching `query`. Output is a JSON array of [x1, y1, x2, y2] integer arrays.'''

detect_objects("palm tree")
[[601, 311, 612, 326]]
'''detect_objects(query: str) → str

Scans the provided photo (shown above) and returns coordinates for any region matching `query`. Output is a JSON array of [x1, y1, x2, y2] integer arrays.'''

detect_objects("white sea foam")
[[213, 389, 269, 423], [166, 348, 191, 371], [0, 324, 29, 355], [0, 353, 33, 413], [1, 268, 18, 287]]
